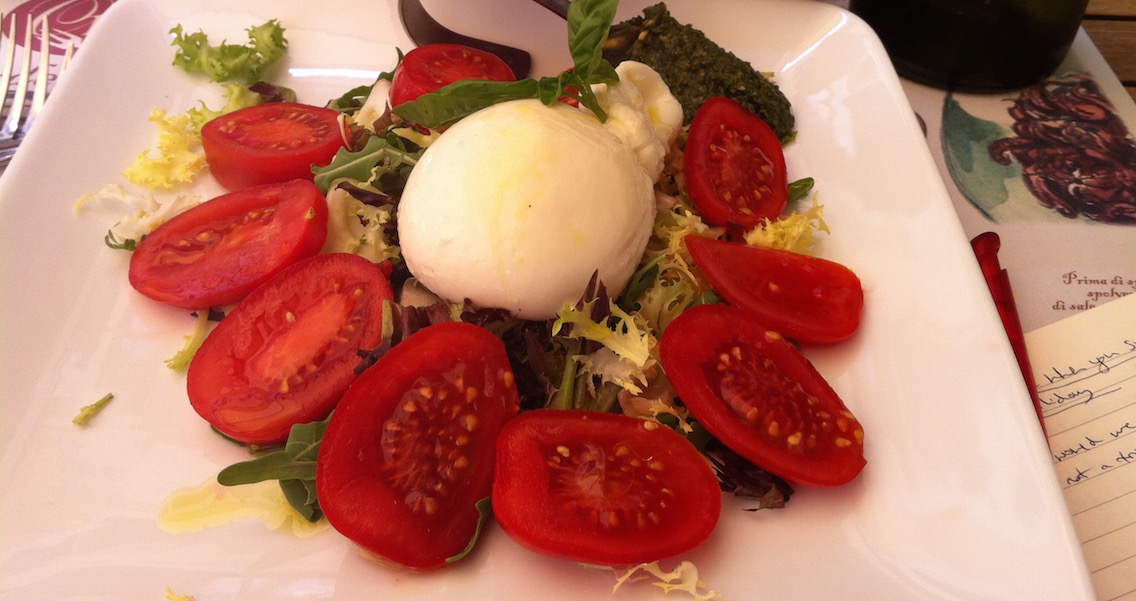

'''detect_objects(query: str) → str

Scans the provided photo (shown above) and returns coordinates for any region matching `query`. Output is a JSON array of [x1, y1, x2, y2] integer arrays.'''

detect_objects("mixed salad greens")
[[81, 0, 866, 596]]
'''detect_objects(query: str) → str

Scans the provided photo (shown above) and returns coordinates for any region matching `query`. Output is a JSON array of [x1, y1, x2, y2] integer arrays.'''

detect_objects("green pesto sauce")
[[605, 3, 795, 140]]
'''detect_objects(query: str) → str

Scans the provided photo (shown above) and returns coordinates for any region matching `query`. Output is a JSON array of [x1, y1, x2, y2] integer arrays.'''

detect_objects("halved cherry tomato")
[[201, 102, 350, 190], [493, 409, 722, 566], [661, 304, 865, 486], [389, 43, 517, 107], [187, 253, 392, 446], [684, 96, 789, 230], [686, 235, 864, 344], [128, 179, 328, 309], [317, 321, 519, 569]]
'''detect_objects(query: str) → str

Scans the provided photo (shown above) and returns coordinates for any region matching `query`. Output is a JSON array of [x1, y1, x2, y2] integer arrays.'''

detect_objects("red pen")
[[971, 232, 1046, 436]]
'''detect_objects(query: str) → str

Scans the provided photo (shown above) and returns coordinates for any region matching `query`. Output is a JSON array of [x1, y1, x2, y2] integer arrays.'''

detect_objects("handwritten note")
[[1026, 293, 1136, 601]]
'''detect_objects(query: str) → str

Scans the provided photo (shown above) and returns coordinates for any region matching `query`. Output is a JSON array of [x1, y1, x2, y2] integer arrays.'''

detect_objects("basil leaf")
[[393, 78, 541, 129], [391, 0, 620, 128], [568, 0, 620, 84]]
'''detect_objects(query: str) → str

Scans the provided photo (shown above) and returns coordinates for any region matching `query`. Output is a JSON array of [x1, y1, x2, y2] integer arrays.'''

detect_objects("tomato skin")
[[128, 179, 328, 309], [686, 235, 864, 344], [187, 253, 392, 446], [684, 96, 789, 229], [493, 410, 722, 566], [660, 304, 866, 487], [201, 102, 350, 191], [317, 321, 520, 569], [389, 43, 517, 107]]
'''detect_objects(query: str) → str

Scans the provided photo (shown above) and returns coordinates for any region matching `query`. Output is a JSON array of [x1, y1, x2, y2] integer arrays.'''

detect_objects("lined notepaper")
[[1026, 293, 1136, 601]]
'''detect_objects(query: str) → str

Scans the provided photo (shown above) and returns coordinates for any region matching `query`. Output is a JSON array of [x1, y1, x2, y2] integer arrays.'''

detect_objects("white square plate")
[[0, 0, 1095, 599]]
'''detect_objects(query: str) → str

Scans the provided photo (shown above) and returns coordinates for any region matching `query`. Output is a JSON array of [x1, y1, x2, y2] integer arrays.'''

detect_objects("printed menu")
[[899, 29, 1136, 333], [1027, 292, 1136, 601]]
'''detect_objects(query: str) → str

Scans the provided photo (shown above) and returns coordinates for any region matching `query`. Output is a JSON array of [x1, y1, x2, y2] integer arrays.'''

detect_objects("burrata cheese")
[[397, 98, 656, 320], [397, 61, 683, 320]]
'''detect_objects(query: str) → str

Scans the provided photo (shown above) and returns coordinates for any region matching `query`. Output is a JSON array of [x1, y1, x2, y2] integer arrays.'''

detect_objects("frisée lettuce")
[[170, 19, 287, 85]]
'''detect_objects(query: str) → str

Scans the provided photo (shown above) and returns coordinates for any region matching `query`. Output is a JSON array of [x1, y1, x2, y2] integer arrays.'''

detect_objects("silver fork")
[[0, 14, 65, 168]]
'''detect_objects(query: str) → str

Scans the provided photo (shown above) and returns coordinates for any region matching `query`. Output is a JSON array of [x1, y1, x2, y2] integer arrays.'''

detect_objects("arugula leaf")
[[446, 497, 493, 563], [312, 130, 424, 194], [216, 416, 329, 521], [788, 177, 815, 202], [104, 230, 138, 251], [170, 19, 287, 85], [326, 83, 376, 114], [391, 0, 620, 128]]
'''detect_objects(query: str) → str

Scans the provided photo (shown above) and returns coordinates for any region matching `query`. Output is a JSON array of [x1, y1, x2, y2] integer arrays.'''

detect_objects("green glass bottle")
[[849, 0, 1088, 91]]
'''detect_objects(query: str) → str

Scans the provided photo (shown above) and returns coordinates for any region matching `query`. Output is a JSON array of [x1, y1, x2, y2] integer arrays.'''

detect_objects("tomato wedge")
[[686, 235, 864, 344], [493, 410, 722, 566], [201, 102, 350, 190], [389, 43, 517, 107], [187, 253, 392, 446], [660, 304, 866, 487], [128, 179, 328, 309], [684, 96, 789, 230], [317, 321, 520, 569]]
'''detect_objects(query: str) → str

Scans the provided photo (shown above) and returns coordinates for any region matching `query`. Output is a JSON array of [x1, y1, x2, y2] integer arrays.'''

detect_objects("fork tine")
[[0, 14, 15, 119], [0, 16, 64, 167], [2, 16, 34, 137], [23, 18, 50, 135], [61, 40, 73, 72]]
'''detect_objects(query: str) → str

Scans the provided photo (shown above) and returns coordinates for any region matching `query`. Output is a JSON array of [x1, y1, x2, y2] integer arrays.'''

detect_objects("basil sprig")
[[393, 0, 620, 129]]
